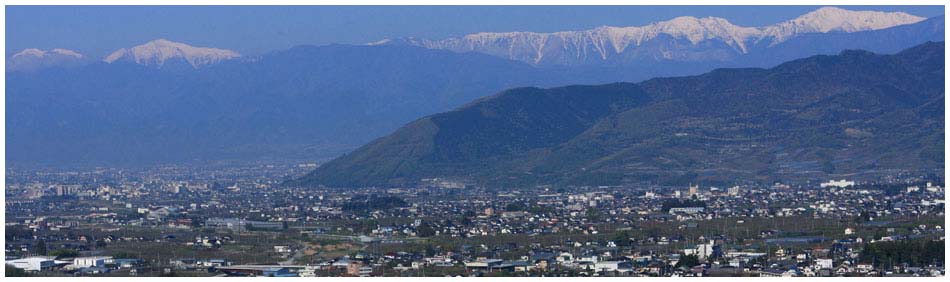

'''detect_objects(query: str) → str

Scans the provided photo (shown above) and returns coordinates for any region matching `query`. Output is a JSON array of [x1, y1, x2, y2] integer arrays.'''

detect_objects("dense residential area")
[[5, 164, 944, 277]]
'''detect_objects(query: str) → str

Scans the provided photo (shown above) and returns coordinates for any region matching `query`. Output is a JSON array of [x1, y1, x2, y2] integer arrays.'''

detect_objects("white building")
[[844, 228, 855, 235], [464, 259, 503, 269], [74, 256, 112, 268], [728, 186, 740, 196], [594, 261, 633, 272], [669, 207, 705, 214], [273, 245, 292, 254], [925, 182, 942, 192], [684, 240, 716, 259], [820, 180, 855, 188], [6, 256, 56, 271]]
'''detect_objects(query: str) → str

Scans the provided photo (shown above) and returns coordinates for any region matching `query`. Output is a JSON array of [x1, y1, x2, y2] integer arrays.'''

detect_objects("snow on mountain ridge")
[[616, 16, 761, 52], [104, 39, 241, 68], [7, 48, 86, 72], [12, 48, 84, 59], [12, 48, 48, 58], [51, 48, 85, 58], [375, 7, 928, 65], [762, 7, 926, 44], [401, 16, 759, 64]]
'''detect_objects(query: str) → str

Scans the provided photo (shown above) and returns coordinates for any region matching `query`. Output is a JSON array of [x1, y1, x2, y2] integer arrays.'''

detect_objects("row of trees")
[[341, 195, 408, 212], [859, 239, 944, 268]]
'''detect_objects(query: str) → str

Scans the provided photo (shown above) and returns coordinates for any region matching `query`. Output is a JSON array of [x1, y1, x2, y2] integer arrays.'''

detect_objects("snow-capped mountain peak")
[[12, 48, 84, 59], [104, 38, 241, 68], [12, 48, 48, 58], [371, 7, 931, 66], [762, 7, 926, 43], [391, 15, 761, 65], [7, 48, 87, 72], [646, 16, 760, 51], [51, 48, 84, 58]]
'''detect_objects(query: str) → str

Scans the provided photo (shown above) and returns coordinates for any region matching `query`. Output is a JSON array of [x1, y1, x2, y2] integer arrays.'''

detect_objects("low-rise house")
[[594, 261, 634, 273]]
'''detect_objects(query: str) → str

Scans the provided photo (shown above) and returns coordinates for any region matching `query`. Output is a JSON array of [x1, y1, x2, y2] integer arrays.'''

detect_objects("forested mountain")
[[295, 42, 945, 188]]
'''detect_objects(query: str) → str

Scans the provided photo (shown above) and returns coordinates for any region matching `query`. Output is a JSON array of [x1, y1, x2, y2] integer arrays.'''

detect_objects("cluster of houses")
[[6, 163, 946, 277], [6, 255, 144, 275]]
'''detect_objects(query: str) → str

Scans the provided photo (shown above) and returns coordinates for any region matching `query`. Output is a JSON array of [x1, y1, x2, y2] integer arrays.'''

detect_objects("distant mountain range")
[[9, 7, 943, 73], [104, 39, 242, 68], [373, 7, 939, 67], [7, 39, 242, 72], [5, 7, 945, 169], [293, 42, 945, 188]]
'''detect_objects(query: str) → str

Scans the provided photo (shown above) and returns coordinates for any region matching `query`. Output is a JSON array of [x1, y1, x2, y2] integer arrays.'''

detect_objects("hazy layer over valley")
[[6, 7, 944, 168]]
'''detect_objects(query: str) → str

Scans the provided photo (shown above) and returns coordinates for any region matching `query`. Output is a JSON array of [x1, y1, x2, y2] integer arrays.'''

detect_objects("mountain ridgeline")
[[5, 8, 945, 168], [379, 8, 943, 68], [293, 42, 945, 188]]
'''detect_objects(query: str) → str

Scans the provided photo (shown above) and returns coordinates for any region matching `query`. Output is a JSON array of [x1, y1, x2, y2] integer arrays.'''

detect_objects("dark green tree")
[[50, 249, 80, 259], [33, 240, 47, 256], [6, 265, 28, 277], [417, 223, 437, 237], [675, 254, 701, 268], [612, 231, 633, 247]]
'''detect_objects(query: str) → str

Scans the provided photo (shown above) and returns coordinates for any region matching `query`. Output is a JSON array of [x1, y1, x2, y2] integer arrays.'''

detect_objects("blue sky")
[[6, 5, 945, 57]]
